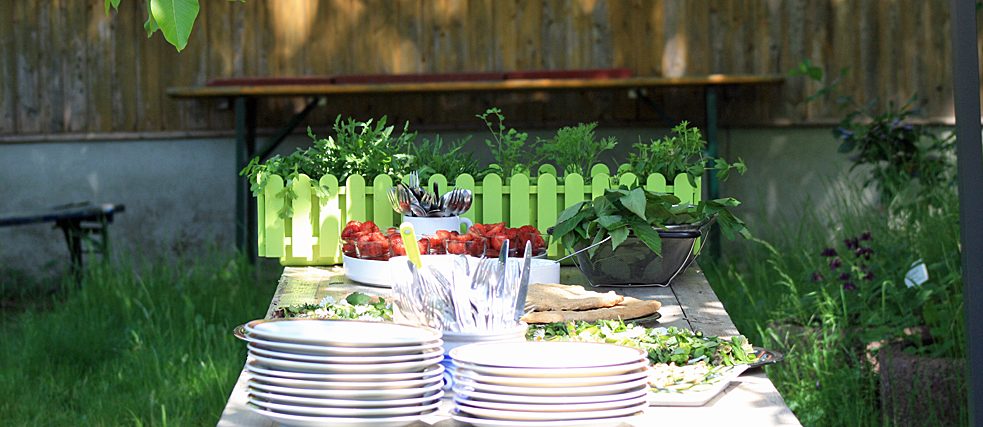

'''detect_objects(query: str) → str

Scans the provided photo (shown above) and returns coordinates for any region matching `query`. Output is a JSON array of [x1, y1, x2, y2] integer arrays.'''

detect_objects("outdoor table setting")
[[219, 175, 801, 427]]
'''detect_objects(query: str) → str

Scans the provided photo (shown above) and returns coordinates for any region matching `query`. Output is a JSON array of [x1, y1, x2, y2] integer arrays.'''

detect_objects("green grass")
[[0, 255, 272, 426], [706, 185, 966, 426]]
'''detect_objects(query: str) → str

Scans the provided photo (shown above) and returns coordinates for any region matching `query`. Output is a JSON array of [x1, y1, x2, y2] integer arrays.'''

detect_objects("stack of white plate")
[[449, 342, 650, 427], [241, 319, 445, 427]]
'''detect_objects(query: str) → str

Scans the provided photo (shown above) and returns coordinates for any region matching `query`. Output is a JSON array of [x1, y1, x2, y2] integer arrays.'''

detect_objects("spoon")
[[399, 222, 423, 268], [399, 184, 428, 217]]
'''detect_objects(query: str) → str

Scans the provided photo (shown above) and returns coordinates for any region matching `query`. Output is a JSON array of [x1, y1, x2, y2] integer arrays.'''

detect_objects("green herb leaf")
[[610, 226, 629, 250], [625, 216, 662, 255], [345, 292, 371, 305], [619, 188, 648, 221]]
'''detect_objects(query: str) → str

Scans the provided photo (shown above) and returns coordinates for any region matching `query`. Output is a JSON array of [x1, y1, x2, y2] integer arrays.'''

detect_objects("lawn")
[[0, 255, 273, 426]]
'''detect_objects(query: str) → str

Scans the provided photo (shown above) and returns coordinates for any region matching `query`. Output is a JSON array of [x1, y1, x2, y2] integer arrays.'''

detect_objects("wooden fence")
[[257, 164, 700, 265], [0, 0, 969, 139]]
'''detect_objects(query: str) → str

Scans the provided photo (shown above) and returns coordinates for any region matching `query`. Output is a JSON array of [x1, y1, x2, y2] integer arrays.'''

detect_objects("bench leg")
[[56, 219, 84, 286], [235, 96, 258, 264]]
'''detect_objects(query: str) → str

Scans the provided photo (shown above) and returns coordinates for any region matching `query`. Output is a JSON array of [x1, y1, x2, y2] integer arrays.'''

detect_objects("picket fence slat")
[[256, 186, 266, 257], [536, 174, 558, 257], [510, 174, 531, 227], [483, 174, 504, 224], [318, 175, 341, 260], [372, 175, 394, 230], [260, 168, 701, 265], [263, 174, 285, 258], [290, 175, 314, 259]]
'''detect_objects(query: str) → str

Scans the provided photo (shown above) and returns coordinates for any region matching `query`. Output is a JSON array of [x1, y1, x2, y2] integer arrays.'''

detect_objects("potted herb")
[[551, 186, 750, 286], [618, 120, 745, 187]]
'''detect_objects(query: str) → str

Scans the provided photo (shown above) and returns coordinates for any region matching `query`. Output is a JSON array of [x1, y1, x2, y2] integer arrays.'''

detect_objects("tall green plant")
[[619, 121, 745, 186], [536, 122, 617, 177], [406, 135, 484, 183], [476, 108, 535, 177]]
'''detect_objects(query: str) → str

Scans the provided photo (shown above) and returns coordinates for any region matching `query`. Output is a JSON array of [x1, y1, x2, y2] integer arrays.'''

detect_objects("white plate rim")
[[453, 377, 650, 397], [248, 378, 444, 398], [452, 402, 648, 422], [248, 372, 443, 390], [242, 333, 442, 356], [451, 386, 648, 405], [246, 359, 445, 381], [449, 410, 640, 427], [244, 319, 441, 347], [454, 393, 650, 413], [454, 368, 648, 387], [248, 404, 439, 427], [250, 353, 444, 374], [452, 359, 650, 378], [249, 388, 445, 408], [449, 342, 646, 368], [247, 343, 445, 364], [248, 396, 442, 417]]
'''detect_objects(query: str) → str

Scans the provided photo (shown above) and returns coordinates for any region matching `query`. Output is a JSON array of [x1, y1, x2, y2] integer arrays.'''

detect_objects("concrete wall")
[[0, 127, 857, 276]]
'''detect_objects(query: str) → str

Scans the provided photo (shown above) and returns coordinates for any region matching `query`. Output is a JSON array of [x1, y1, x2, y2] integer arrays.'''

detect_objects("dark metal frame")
[[949, 0, 982, 423]]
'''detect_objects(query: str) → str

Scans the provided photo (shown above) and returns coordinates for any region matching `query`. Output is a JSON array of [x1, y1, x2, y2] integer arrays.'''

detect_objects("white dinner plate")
[[244, 319, 441, 347], [249, 378, 444, 399], [242, 334, 443, 356], [452, 360, 649, 378], [247, 343, 444, 364], [455, 393, 649, 413], [246, 360, 444, 381], [454, 368, 647, 387], [248, 397, 442, 417], [454, 402, 648, 422], [454, 377, 650, 397], [449, 410, 641, 427], [450, 341, 646, 369], [248, 371, 443, 391], [248, 405, 438, 427], [452, 386, 648, 405], [250, 354, 444, 374], [249, 389, 444, 408]]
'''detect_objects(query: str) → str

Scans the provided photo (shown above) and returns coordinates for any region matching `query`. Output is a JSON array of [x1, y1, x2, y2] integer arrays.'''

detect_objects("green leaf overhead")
[[144, 0, 160, 37], [150, 0, 200, 52]]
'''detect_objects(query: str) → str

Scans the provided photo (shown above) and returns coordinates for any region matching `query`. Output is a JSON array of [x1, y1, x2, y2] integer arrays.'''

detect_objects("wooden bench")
[[167, 70, 784, 261], [0, 202, 124, 282], [216, 265, 801, 426]]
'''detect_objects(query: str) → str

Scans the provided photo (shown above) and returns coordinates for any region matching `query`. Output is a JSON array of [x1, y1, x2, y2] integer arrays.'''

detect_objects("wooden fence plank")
[[14, 1, 40, 134], [256, 188, 266, 257], [646, 173, 668, 193], [591, 172, 610, 199], [0, 1, 16, 133]]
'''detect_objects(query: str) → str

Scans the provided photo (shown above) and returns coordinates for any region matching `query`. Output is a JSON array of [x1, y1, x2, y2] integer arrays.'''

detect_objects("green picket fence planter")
[[255, 164, 701, 266]]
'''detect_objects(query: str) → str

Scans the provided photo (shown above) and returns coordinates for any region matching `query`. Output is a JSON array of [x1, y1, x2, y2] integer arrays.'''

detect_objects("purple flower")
[[838, 272, 851, 282], [829, 258, 842, 270], [863, 271, 875, 281], [843, 282, 857, 291], [856, 247, 873, 260], [821, 248, 838, 258], [845, 238, 860, 250], [860, 231, 872, 241], [812, 272, 825, 283]]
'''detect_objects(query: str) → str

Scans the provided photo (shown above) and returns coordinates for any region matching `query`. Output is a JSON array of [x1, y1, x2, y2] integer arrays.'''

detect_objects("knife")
[[513, 241, 533, 323]]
